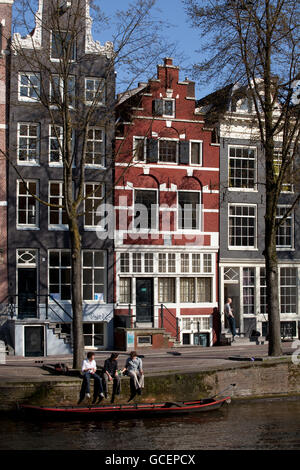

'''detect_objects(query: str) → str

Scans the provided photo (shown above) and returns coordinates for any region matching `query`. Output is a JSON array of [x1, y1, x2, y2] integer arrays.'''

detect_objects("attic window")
[[163, 99, 174, 116], [153, 99, 175, 117], [51, 30, 76, 60]]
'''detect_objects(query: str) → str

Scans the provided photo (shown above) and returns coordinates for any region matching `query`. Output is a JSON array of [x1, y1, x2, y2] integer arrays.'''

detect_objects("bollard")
[[0, 340, 6, 364]]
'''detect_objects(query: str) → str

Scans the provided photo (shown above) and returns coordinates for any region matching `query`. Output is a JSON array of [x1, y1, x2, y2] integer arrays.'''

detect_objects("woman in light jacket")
[[123, 350, 144, 400]]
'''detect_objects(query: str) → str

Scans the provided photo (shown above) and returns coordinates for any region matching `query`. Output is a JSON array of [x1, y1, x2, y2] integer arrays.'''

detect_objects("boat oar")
[[212, 383, 236, 399]]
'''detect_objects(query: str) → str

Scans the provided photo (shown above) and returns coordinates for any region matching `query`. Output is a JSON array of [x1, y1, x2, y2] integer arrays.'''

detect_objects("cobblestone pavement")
[[0, 343, 294, 382]]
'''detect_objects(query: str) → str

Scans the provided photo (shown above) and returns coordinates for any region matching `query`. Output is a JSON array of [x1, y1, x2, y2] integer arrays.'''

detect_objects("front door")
[[24, 326, 44, 357], [18, 268, 37, 318], [136, 278, 153, 324]]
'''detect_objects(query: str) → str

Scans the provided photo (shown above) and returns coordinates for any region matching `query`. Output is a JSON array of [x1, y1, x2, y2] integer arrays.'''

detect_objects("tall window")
[[178, 192, 200, 230], [274, 150, 293, 192], [82, 251, 106, 302], [85, 128, 105, 166], [260, 268, 267, 315], [51, 30, 76, 60], [144, 253, 154, 273], [120, 253, 129, 273], [280, 268, 297, 314], [49, 250, 71, 301], [18, 123, 40, 164], [180, 278, 195, 303], [229, 205, 256, 248], [243, 268, 255, 314], [133, 253, 142, 273], [158, 278, 175, 303], [229, 146, 256, 189], [119, 278, 131, 304], [134, 190, 157, 230], [163, 99, 175, 117], [133, 137, 146, 161], [85, 78, 105, 105], [49, 125, 63, 164], [203, 254, 212, 273], [276, 206, 293, 249], [192, 254, 201, 272], [49, 181, 68, 227], [196, 278, 212, 303], [19, 73, 40, 101], [84, 183, 104, 228], [50, 75, 75, 107], [159, 140, 177, 163], [17, 180, 38, 227], [181, 254, 190, 272], [190, 141, 202, 165]]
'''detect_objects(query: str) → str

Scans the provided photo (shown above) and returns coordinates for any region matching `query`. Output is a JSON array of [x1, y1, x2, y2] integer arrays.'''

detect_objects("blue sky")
[[94, 0, 212, 98]]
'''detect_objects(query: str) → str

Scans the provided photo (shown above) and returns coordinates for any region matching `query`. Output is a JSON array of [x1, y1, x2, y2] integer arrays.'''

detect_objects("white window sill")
[[228, 188, 258, 192], [17, 161, 40, 166], [48, 225, 68, 231], [85, 164, 106, 170], [84, 226, 106, 232], [85, 102, 106, 107], [17, 226, 40, 230], [228, 247, 258, 251], [49, 162, 63, 167], [18, 97, 40, 103]]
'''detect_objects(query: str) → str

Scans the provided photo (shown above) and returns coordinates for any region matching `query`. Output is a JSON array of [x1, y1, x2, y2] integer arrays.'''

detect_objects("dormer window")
[[163, 99, 175, 116]]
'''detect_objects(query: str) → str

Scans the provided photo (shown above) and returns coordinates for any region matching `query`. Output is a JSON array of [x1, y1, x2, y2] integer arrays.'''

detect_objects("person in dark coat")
[[102, 353, 121, 403]]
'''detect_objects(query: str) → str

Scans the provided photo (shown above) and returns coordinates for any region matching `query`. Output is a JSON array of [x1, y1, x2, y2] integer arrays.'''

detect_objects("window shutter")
[[153, 99, 163, 116], [179, 141, 190, 165], [147, 139, 158, 163]]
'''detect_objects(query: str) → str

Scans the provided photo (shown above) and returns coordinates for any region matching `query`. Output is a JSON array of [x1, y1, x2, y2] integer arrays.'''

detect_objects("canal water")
[[0, 397, 299, 450]]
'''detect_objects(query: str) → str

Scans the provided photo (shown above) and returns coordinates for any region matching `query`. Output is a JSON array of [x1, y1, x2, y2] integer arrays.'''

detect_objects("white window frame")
[[50, 74, 75, 108], [85, 128, 105, 168], [83, 322, 105, 349], [158, 138, 178, 164], [82, 250, 106, 303], [162, 98, 175, 118], [276, 205, 294, 250], [48, 181, 68, 230], [158, 277, 176, 303], [84, 182, 105, 230], [133, 136, 147, 162], [85, 77, 106, 106], [18, 72, 40, 102], [190, 140, 203, 166], [180, 277, 213, 304], [118, 277, 132, 304], [228, 145, 257, 191], [49, 124, 63, 166], [228, 203, 257, 250], [17, 123, 40, 165], [50, 30, 76, 62], [16, 180, 39, 230], [273, 149, 294, 193], [280, 267, 297, 315], [48, 249, 71, 302]]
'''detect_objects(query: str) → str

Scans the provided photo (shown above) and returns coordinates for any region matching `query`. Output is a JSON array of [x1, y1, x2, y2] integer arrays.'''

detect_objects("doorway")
[[24, 326, 44, 357], [224, 284, 240, 330], [136, 278, 153, 324], [18, 268, 37, 318]]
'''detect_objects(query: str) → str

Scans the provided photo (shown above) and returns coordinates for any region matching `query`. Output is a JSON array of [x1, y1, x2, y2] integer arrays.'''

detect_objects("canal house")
[[5, 0, 115, 356], [114, 58, 220, 349]]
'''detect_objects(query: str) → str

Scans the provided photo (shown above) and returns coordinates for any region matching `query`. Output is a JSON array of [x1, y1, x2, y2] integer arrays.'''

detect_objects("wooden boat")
[[19, 396, 231, 420]]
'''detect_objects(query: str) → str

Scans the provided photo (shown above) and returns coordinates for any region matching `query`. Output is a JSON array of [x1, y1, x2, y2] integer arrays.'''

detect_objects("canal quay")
[[0, 344, 300, 451], [0, 344, 299, 410]]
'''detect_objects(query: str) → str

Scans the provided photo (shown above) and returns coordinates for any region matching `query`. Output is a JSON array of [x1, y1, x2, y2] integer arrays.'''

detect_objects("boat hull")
[[19, 397, 231, 420]]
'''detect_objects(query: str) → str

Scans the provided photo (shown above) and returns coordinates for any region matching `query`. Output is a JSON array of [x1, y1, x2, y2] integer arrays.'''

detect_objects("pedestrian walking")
[[225, 297, 237, 340]]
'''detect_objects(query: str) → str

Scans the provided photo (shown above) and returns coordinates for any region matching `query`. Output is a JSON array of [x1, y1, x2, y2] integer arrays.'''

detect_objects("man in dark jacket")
[[102, 353, 121, 403]]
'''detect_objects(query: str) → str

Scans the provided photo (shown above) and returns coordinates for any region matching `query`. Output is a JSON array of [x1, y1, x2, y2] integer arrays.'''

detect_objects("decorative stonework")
[[85, 1, 113, 57], [12, 0, 43, 53]]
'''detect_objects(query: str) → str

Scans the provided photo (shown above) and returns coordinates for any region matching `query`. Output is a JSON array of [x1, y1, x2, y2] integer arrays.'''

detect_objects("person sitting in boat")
[[123, 351, 144, 402], [102, 352, 121, 404], [78, 352, 104, 405]]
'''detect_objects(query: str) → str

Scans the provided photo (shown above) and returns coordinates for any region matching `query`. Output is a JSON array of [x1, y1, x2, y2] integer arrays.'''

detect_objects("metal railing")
[[120, 303, 180, 341]]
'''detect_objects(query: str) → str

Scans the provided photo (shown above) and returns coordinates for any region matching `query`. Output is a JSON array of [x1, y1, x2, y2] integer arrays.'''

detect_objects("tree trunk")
[[264, 197, 283, 357], [69, 217, 84, 369]]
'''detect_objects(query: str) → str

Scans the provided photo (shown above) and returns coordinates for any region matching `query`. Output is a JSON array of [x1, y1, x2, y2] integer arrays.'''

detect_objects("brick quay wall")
[[0, 359, 299, 411]]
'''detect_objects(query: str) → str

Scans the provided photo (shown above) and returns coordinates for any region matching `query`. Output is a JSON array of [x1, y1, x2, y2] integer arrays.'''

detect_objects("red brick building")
[[114, 58, 220, 349], [0, 1, 13, 310]]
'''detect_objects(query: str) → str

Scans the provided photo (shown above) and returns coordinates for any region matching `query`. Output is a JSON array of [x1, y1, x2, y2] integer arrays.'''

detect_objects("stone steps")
[[47, 323, 72, 345]]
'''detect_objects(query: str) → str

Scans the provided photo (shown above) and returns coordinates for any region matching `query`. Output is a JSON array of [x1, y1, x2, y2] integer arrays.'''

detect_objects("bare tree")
[[183, 0, 300, 355], [3, 0, 175, 368]]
